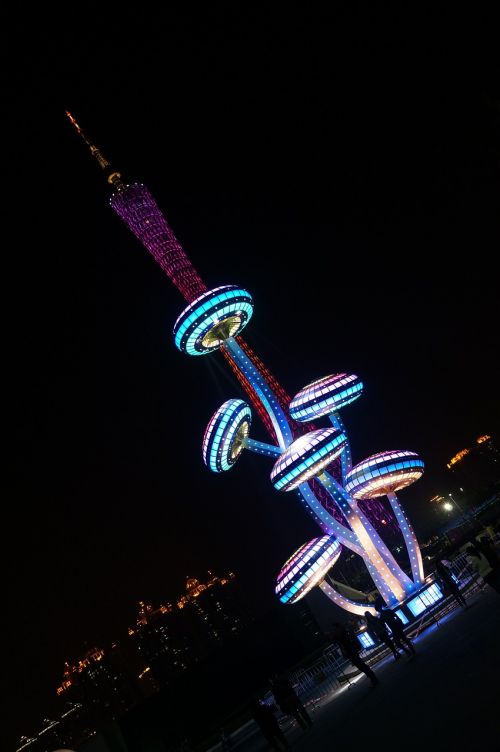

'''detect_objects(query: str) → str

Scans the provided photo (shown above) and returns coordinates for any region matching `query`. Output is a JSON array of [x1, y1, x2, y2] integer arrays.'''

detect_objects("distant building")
[[129, 571, 248, 684], [48, 571, 249, 749], [15, 705, 86, 752], [447, 435, 499, 502], [56, 646, 137, 719]]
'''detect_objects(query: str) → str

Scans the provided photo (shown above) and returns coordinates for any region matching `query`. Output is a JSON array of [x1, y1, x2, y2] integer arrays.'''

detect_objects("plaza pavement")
[[230, 585, 500, 751]]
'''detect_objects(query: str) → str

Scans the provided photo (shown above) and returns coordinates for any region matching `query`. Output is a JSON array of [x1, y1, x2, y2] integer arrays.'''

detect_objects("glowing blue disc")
[[174, 285, 253, 356], [345, 451, 424, 499], [270, 428, 347, 492], [203, 399, 252, 472], [276, 535, 341, 603]]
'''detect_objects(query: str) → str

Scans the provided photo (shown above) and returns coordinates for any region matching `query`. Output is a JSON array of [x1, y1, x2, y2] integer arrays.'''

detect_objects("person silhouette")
[[465, 545, 500, 593], [378, 608, 416, 657], [363, 611, 401, 659], [270, 673, 313, 729], [475, 535, 500, 570], [435, 558, 467, 609], [327, 621, 379, 686], [250, 699, 290, 751]]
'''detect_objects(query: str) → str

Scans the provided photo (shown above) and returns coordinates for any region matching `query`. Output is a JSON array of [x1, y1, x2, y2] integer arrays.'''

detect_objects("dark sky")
[[4, 6, 500, 748]]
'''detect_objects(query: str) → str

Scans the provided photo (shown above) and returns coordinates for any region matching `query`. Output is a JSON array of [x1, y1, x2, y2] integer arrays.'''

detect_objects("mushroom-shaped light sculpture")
[[270, 427, 347, 491], [174, 285, 253, 355], [203, 399, 252, 473], [276, 535, 342, 603], [289, 373, 363, 422], [345, 450, 425, 585], [344, 450, 424, 499]]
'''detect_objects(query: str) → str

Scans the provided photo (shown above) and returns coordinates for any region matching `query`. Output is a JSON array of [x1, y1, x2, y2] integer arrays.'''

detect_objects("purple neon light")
[[106, 173, 406, 582], [276, 535, 341, 603], [345, 451, 424, 499], [271, 428, 347, 491], [289, 373, 363, 422], [110, 184, 207, 302]]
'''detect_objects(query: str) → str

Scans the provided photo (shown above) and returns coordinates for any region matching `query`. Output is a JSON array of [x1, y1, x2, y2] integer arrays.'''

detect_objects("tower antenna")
[[65, 111, 125, 190]]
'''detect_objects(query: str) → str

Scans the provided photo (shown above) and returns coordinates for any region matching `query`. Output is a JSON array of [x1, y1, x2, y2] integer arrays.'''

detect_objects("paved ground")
[[232, 586, 500, 751]]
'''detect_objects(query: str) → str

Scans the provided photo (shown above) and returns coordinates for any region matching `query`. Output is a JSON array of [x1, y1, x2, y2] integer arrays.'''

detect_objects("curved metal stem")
[[244, 438, 282, 457], [329, 412, 352, 483], [318, 472, 406, 603], [387, 492, 424, 585], [319, 580, 377, 616], [223, 338, 293, 450]]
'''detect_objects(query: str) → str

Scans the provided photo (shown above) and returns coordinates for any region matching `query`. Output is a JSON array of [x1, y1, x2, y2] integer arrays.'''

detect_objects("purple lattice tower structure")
[[111, 184, 207, 303], [67, 112, 427, 616]]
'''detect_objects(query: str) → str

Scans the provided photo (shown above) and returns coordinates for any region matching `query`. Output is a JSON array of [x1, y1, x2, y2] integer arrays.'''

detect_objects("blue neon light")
[[395, 609, 409, 625], [345, 451, 424, 499], [173, 286, 253, 355], [357, 632, 376, 649], [271, 428, 347, 491], [203, 399, 252, 472], [276, 535, 341, 604], [406, 583, 443, 617]]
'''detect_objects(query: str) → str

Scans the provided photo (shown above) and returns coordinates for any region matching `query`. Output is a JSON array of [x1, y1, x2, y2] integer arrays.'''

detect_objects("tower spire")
[[65, 111, 125, 191]]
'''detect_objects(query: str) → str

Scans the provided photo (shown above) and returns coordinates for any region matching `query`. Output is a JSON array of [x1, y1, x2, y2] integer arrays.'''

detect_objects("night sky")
[[4, 7, 499, 748]]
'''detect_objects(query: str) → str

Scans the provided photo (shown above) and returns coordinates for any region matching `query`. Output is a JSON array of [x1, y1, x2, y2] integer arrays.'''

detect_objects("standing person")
[[250, 699, 290, 751], [363, 611, 401, 659], [475, 535, 500, 570], [465, 545, 500, 593], [378, 608, 416, 657], [327, 622, 379, 686], [435, 558, 467, 609], [270, 673, 313, 729]]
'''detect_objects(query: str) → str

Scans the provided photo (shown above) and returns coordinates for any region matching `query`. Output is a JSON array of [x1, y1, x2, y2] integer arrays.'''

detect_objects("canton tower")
[[67, 112, 427, 616]]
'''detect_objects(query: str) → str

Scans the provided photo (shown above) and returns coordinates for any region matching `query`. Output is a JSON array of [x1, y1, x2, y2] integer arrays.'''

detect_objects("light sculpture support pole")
[[387, 491, 424, 585], [319, 580, 378, 617], [318, 472, 405, 603], [244, 438, 282, 457], [319, 471, 415, 593], [296, 482, 367, 556], [328, 412, 353, 483], [222, 338, 293, 451]]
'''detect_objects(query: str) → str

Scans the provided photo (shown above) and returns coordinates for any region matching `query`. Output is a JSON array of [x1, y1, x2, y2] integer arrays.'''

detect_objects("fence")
[[264, 551, 484, 718], [208, 551, 489, 750]]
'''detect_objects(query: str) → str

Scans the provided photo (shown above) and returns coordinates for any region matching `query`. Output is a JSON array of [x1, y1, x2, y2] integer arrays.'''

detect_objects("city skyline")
[[22, 569, 247, 751], [5, 6, 499, 750], [56, 569, 237, 689]]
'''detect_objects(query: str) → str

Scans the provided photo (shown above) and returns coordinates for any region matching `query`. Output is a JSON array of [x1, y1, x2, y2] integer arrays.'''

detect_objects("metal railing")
[[264, 553, 485, 717], [207, 552, 492, 750]]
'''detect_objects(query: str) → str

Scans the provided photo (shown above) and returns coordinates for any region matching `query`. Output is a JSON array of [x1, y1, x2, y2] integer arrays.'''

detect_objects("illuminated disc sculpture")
[[202, 399, 252, 472], [270, 428, 347, 491], [173, 285, 253, 355], [345, 451, 425, 585], [276, 535, 342, 602], [68, 113, 428, 618], [289, 373, 363, 484], [289, 373, 363, 422]]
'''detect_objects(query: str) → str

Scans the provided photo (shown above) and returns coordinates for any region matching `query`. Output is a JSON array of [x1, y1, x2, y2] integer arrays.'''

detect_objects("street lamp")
[[445, 492, 476, 530], [448, 493, 464, 514]]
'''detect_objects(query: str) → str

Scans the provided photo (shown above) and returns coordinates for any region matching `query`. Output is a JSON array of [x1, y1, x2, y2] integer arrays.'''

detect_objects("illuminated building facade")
[[129, 571, 246, 684], [52, 571, 245, 746], [68, 114, 430, 617], [55, 646, 138, 727], [447, 435, 499, 500]]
